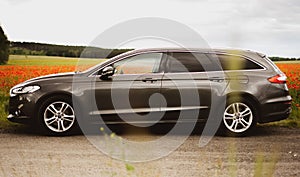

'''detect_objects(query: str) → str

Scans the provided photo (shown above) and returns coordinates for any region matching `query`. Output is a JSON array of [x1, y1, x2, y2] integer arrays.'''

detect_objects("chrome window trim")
[[108, 72, 165, 78], [88, 50, 267, 77]]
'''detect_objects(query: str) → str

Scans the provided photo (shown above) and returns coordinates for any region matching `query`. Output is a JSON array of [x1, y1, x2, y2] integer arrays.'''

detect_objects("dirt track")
[[0, 126, 299, 177]]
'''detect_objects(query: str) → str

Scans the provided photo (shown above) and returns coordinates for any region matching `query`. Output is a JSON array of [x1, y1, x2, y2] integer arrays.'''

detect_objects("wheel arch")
[[34, 91, 74, 120], [225, 92, 262, 121]]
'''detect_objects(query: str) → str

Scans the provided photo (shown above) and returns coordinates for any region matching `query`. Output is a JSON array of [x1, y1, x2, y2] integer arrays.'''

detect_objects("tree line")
[[269, 56, 299, 61], [9, 42, 299, 61], [9, 42, 132, 58]]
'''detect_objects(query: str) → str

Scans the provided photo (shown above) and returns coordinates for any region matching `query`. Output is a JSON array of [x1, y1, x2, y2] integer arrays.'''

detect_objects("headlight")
[[10, 85, 40, 97]]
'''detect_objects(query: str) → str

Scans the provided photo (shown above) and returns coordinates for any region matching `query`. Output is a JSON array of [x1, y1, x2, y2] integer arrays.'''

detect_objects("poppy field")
[[0, 55, 299, 128], [275, 62, 300, 126], [0, 55, 104, 128]]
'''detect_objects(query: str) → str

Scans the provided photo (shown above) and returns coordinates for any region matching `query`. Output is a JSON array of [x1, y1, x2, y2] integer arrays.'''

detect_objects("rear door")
[[160, 51, 227, 122]]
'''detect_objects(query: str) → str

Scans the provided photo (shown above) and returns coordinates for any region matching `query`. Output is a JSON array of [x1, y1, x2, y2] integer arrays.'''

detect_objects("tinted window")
[[167, 52, 206, 72], [167, 52, 222, 73], [216, 54, 263, 70], [112, 53, 162, 74]]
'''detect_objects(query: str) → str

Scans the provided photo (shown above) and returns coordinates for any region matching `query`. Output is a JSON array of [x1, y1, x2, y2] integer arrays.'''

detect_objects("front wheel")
[[37, 96, 78, 135], [221, 99, 257, 136]]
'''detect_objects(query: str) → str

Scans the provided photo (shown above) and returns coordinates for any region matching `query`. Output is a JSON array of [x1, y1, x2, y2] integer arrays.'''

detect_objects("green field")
[[8, 54, 105, 66], [274, 60, 300, 64]]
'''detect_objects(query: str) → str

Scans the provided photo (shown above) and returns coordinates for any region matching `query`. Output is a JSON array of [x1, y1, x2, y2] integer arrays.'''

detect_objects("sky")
[[0, 0, 299, 57]]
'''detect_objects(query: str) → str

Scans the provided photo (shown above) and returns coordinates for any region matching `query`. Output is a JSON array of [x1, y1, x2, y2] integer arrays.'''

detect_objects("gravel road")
[[0, 125, 299, 177]]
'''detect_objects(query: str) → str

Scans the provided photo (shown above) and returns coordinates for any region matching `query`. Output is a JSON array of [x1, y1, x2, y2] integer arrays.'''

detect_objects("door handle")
[[142, 78, 157, 83], [209, 77, 224, 82]]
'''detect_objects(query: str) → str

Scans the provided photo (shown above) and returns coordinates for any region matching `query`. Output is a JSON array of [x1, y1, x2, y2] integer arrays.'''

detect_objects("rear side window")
[[214, 54, 264, 71], [166, 52, 263, 73], [167, 52, 221, 72]]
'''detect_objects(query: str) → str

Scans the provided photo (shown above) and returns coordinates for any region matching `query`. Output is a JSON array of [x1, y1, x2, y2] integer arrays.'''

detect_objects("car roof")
[[116, 48, 263, 58], [132, 47, 255, 52], [110, 48, 268, 69]]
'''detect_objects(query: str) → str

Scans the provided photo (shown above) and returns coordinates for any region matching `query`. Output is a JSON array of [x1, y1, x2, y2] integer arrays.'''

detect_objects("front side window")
[[112, 53, 163, 75]]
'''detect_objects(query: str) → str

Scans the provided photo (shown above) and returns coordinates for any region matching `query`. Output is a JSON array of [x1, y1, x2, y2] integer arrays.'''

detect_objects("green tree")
[[0, 26, 9, 64]]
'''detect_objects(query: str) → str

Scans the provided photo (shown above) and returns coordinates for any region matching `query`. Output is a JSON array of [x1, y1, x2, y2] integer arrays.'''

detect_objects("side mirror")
[[100, 66, 114, 79]]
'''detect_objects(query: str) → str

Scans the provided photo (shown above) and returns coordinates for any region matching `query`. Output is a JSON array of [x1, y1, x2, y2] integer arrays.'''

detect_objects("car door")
[[92, 52, 165, 123], [160, 51, 227, 122]]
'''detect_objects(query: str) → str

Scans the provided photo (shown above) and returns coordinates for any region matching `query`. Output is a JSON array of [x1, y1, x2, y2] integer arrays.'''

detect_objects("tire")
[[220, 98, 257, 137], [37, 95, 78, 136]]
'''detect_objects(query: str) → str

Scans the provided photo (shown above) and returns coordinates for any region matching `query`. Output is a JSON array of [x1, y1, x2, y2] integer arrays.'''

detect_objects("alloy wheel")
[[43, 101, 75, 133], [223, 102, 253, 133]]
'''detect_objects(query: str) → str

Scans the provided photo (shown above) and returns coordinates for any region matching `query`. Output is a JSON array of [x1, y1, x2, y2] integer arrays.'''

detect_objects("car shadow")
[[106, 123, 280, 138], [0, 124, 38, 135], [1, 123, 291, 138]]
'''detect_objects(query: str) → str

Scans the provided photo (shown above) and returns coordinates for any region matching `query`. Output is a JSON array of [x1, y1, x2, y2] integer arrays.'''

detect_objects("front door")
[[92, 52, 164, 124]]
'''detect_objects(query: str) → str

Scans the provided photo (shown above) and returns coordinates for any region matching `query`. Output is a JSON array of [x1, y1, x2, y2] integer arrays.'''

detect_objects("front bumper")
[[7, 94, 37, 124], [7, 114, 32, 124]]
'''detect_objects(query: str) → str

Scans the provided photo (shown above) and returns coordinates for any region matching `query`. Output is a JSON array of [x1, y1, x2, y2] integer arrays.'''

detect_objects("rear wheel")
[[37, 96, 78, 135], [221, 98, 257, 136]]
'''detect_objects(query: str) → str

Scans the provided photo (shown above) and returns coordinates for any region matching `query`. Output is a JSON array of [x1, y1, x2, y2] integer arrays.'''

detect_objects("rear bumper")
[[259, 99, 292, 123]]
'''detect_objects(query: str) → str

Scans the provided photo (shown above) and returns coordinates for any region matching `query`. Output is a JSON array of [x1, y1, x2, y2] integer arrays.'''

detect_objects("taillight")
[[268, 74, 287, 84]]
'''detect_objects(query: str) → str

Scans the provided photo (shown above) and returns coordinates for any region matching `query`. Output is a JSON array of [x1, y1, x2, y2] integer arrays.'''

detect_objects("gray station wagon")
[[8, 48, 292, 136]]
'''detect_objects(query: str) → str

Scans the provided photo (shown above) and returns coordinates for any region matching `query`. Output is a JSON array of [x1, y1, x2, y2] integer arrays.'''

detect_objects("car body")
[[8, 48, 292, 136]]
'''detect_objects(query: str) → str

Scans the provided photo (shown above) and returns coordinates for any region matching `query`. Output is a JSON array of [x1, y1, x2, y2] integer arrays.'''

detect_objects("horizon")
[[9, 41, 299, 58]]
